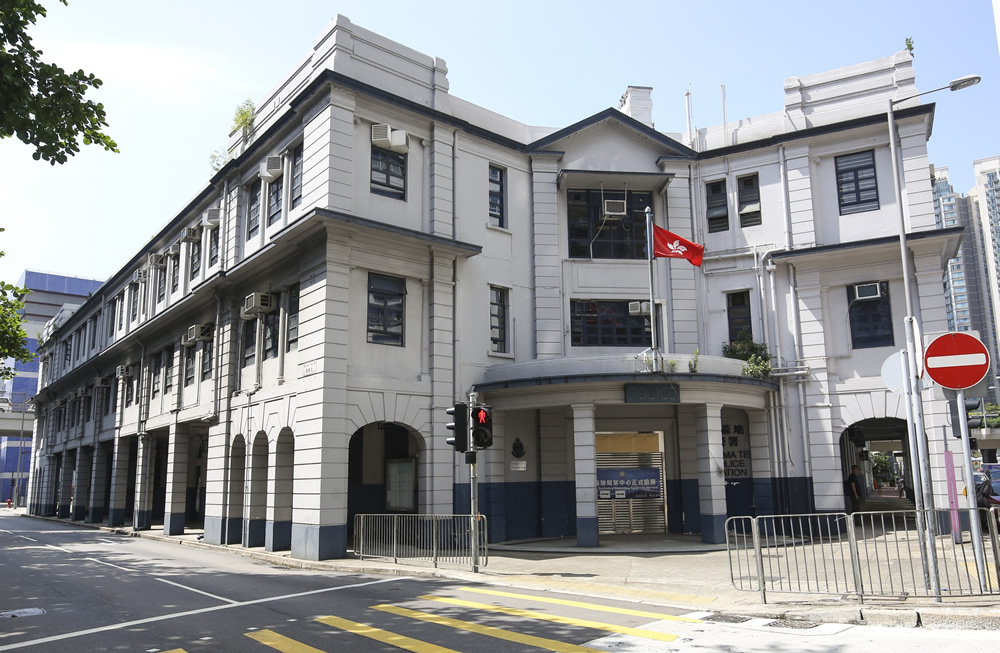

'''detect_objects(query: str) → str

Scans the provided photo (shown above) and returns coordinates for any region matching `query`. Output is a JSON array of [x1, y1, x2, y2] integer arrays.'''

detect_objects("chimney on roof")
[[619, 86, 654, 128]]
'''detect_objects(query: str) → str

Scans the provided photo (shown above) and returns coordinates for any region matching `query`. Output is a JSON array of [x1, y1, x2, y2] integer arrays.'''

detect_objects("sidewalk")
[[9, 507, 1000, 630]]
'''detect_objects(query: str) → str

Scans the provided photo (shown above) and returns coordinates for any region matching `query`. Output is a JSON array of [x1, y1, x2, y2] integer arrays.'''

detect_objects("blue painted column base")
[[701, 513, 727, 544], [245, 519, 265, 548], [109, 508, 126, 527], [72, 505, 87, 521], [291, 523, 347, 560], [87, 507, 105, 523], [164, 512, 186, 536], [57, 503, 70, 519], [266, 520, 292, 552], [134, 510, 152, 531], [576, 517, 599, 547]]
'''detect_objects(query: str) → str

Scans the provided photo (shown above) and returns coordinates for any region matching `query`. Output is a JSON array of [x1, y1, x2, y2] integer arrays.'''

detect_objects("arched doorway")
[[227, 435, 246, 545], [269, 428, 294, 551], [347, 422, 420, 535], [246, 432, 269, 547]]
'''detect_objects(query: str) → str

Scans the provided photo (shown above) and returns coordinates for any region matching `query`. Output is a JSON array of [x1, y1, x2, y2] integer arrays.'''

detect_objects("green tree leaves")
[[0, 228, 35, 380], [0, 0, 118, 164]]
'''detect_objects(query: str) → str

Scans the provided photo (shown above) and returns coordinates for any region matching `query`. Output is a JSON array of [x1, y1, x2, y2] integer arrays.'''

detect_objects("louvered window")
[[836, 150, 879, 215], [706, 180, 729, 232]]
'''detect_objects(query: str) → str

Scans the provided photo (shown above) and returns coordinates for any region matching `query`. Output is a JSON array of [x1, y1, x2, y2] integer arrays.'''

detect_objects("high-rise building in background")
[[969, 159, 1000, 404]]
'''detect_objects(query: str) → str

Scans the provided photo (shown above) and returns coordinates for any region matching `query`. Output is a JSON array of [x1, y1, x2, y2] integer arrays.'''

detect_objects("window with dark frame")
[[129, 283, 138, 321], [567, 189, 651, 260], [490, 286, 508, 353], [125, 378, 134, 407], [726, 291, 752, 342], [367, 273, 405, 346], [706, 180, 729, 233], [290, 144, 303, 208], [489, 165, 505, 227], [370, 147, 406, 200], [847, 281, 894, 348], [83, 394, 91, 422], [836, 150, 879, 215], [267, 176, 283, 226], [170, 254, 179, 292], [570, 300, 651, 347], [737, 174, 761, 227], [201, 340, 213, 381], [286, 283, 300, 351], [151, 351, 161, 398], [156, 263, 166, 302], [262, 293, 280, 360], [184, 347, 196, 386], [208, 227, 219, 266], [189, 239, 201, 279], [246, 182, 261, 239], [243, 319, 257, 367], [164, 346, 174, 392]]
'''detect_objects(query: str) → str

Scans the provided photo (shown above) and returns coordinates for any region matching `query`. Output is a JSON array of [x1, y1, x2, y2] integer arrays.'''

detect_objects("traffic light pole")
[[468, 391, 479, 573], [957, 386, 987, 590]]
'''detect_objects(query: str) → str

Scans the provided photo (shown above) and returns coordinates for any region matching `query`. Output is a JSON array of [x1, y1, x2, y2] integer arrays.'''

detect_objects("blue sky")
[[1, 0, 997, 283]]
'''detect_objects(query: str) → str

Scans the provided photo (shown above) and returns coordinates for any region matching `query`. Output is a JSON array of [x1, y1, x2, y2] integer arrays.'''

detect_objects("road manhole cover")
[[702, 613, 751, 624]]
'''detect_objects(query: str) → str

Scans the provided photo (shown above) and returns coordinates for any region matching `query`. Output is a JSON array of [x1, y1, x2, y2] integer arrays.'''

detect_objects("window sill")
[[486, 223, 511, 235], [488, 350, 514, 360]]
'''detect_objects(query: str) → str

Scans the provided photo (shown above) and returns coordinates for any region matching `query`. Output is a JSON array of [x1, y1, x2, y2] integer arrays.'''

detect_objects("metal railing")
[[727, 508, 1000, 603], [353, 513, 488, 569]]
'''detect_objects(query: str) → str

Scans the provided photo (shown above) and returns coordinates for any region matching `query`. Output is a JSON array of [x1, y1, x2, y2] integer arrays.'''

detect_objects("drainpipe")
[[789, 264, 813, 486]]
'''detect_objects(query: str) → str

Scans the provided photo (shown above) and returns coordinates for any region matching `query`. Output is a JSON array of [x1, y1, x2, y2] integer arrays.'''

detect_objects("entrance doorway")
[[596, 433, 666, 534]]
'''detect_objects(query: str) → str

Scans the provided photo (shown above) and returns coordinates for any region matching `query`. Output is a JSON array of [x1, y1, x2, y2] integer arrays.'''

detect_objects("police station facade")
[[26, 17, 960, 559]]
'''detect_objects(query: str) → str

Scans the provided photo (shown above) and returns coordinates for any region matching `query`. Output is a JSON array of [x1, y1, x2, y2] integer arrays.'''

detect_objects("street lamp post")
[[887, 73, 980, 599]]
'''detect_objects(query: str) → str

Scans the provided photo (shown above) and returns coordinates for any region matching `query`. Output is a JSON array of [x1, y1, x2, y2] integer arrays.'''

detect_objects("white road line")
[[155, 578, 239, 604], [87, 557, 135, 572], [0, 576, 410, 651], [45, 544, 70, 553], [17, 535, 37, 542]]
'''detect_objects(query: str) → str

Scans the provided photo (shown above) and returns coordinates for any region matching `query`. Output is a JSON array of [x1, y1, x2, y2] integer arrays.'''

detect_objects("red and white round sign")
[[923, 332, 991, 390]]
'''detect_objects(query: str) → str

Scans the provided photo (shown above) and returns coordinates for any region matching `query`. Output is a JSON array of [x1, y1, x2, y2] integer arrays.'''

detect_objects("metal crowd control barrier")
[[353, 514, 488, 569], [727, 508, 1000, 604]]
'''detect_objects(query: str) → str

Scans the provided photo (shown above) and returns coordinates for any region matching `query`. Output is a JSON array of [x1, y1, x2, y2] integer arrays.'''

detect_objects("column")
[[108, 436, 133, 526], [88, 442, 110, 522], [571, 403, 598, 547], [73, 446, 93, 521], [245, 433, 267, 548], [57, 452, 74, 518], [163, 425, 189, 535], [481, 409, 506, 543], [133, 434, 154, 530], [697, 402, 727, 543]]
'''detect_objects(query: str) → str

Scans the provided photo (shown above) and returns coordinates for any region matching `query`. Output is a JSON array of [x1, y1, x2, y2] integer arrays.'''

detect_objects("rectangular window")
[[370, 147, 406, 200], [208, 227, 219, 266], [490, 286, 508, 353], [105, 386, 114, 416], [107, 301, 115, 338], [117, 295, 124, 330], [125, 379, 134, 407], [737, 174, 761, 228], [836, 150, 879, 215], [189, 239, 201, 279], [243, 320, 256, 367], [201, 340, 213, 381], [184, 348, 195, 387], [286, 283, 300, 351], [164, 346, 174, 392], [706, 180, 729, 233], [567, 189, 651, 259], [570, 300, 651, 347], [262, 292, 280, 360], [246, 182, 261, 239], [267, 176, 283, 226], [151, 352, 161, 398], [83, 394, 92, 422], [726, 290, 752, 342], [170, 254, 179, 292], [156, 262, 166, 301], [64, 341, 72, 365], [290, 144, 304, 208], [847, 281, 894, 348], [489, 165, 505, 228], [367, 273, 405, 346], [129, 283, 138, 321], [89, 314, 98, 349]]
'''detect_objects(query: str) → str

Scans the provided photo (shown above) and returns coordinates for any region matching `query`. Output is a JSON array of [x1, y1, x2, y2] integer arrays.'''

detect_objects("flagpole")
[[645, 206, 658, 371]]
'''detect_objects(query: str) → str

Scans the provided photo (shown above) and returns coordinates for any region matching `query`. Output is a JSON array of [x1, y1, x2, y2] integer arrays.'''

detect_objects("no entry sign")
[[923, 332, 991, 390]]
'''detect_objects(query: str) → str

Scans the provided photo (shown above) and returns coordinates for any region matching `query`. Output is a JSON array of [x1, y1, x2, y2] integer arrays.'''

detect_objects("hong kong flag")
[[652, 225, 704, 267]]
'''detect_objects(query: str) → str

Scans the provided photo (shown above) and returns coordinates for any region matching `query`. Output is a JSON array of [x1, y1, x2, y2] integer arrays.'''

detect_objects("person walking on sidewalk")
[[845, 465, 861, 514]]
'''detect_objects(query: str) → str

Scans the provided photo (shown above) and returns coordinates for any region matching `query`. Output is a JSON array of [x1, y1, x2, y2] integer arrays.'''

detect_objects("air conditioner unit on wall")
[[854, 282, 881, 300], [371, 124, 408, 154], [180, 333, 196, 347], [169, 242, 181, 256], [115, 365, 133, 378], [147, 253, 166, 268], [94, 376, 111, 388], [259, 156, 283, 181], [189, 323, 213, 342], [603, 199, 628, 216], [132, 269, 147, 284], [203, 207, 221, 227], [244, 292, 277, 315], [181, 226, 202, 243]]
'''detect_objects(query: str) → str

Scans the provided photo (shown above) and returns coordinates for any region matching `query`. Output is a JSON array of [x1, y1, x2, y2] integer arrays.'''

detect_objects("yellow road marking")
[[964, 561, 1000, 587], [245, 629, 325, 653], [161, 650, 187, 653], [461, 587, 703, 623], [316, 614, 460, 653], [417, 595, 678, 642], [375, 604, 603, 653]]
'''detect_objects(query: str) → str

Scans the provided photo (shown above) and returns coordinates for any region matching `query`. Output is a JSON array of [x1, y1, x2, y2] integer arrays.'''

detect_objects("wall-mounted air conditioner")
[[181, 226, 202, 243], [371, 124, 408, 153], [603, 199, 628, 216], [628, 301, 651, 315], [132, 269, 148, 284], [244, 292, 277, 315], [147, 253, 166, 268], [180, 332, 196, 347], [259, 156, 283, 181], [854, 282, 881, 300], [169, 242, 181, 256], [115, 365, 133, 378], [94, 376, 111, 388], [203, 207, 221, 227], [189, 323, 213, 342]]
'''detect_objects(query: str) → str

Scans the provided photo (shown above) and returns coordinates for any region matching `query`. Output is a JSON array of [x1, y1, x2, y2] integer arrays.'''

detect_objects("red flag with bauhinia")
[[652, 224, 704, 267]]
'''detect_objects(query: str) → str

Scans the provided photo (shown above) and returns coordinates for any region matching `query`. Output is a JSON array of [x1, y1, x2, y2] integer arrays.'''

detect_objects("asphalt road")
[[1, 512, 998, 652]]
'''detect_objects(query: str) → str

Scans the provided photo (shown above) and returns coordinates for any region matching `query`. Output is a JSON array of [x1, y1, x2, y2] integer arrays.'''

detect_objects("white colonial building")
[[27, 17, 963, 559]]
